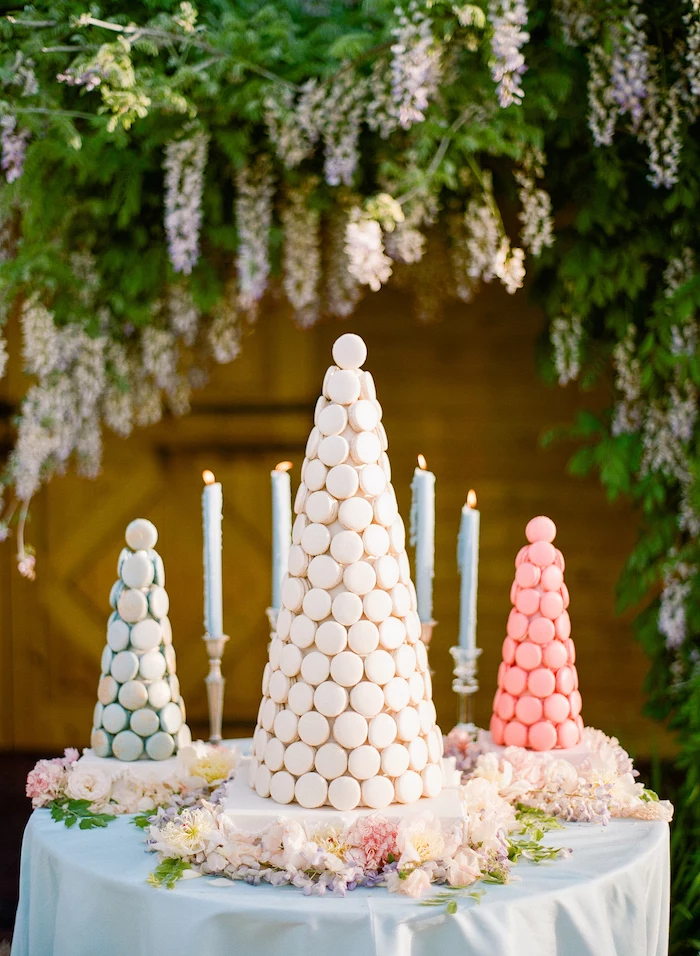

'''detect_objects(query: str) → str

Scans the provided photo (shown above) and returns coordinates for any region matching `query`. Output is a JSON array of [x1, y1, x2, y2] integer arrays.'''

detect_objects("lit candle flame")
[[202, 470, 216, 485], [275, 461, 293, 472], [417, 454, 427, 470], [466, 489, 477, 509]]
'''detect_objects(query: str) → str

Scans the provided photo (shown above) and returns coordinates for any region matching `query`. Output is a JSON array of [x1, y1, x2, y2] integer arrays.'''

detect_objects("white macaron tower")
[[90, 519, 192, 762], [248, 333, 444, 812]]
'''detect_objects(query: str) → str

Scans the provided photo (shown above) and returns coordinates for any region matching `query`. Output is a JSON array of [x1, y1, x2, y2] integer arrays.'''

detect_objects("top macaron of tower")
[[91, 518, 192, 761], [250, 333, 443, 811], [490, 516, 583, 752]]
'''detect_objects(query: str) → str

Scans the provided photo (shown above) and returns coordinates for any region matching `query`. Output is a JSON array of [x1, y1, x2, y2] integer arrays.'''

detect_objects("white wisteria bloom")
[[389, 3, 442, 129], [488, 0, 529, 107], [0, 335, 7, 380], [345, 213, 394, 292], [325, 210, 363, 318], [515, 153, 554, 256], [552, 0, 594, 45], [463, 185, 500, 283], [611, 324, 642, 436], [643, 81, 683, 189], [550, 314, 583, 385], [235, 157, 275, 314], [21, 293, 60, 379], [493, 238, 525, 294], [609, 6, 650, 128], [208, 291, 241, 365], [142, 327, 178, 391], [659, 561, 695, 650], [1, 115, 30, 183], [163, 130, 209, 275], [321, 72, 367, 187], [103, 342, 133, 438], [168, 284, 200, 347], [265, 84, 315, 169], [133, 377, 163, 427], [282, 181, 322, 326], [587, 46, 617, 147]]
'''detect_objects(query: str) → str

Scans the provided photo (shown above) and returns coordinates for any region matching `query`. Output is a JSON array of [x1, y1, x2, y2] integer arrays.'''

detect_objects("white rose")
[[65, 767, 112, 808]]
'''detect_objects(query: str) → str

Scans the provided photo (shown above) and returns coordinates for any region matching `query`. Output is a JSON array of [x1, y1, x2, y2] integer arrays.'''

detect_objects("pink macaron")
[[541, 565, 564, 591], [540, 591, 564, 621], [528, 720, 557, 751], [503, 720, 528, 747], [507, 610, 529, 640], [567, 637, 576, 663], [497, 661, 507, 689], [515, 695, 543, 726], [554, 548, 565, 571], [496, 692, 516, 721], [528, 616, 555, 645], [515, 545, 530, 567], [502, 636, 517, 664], [515, 641, 543, 671], [510, 581, 520, 606], [516, 588, 540, 616], [561, 582, 570, 609], [568, 689, 582, 718], [544, 640, 568, 670], [490, 714, 505, 745], [515, 562, 541, 588], [556, 665, 575, 696], [555, 611, 571, 641], [528, 667, 556, 698], [557, 718, 579, 749], [543, 692, 570, 723], [525, 516, 557, 544], [504, 666, 527, 696], [529, 540, 556, 568]]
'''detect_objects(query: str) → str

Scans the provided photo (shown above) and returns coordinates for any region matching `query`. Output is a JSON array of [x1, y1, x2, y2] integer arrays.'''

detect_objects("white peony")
[[65, 767, 112, 810]]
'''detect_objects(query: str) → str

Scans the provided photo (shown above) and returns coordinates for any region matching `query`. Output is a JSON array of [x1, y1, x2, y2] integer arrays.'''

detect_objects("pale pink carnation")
[[346, 814, 398, 870], [64, 748, 80, 765], [26, 759, 67, 808]]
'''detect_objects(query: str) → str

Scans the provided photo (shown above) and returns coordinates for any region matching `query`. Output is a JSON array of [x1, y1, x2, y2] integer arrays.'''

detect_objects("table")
[[12, 808, 669, 956]]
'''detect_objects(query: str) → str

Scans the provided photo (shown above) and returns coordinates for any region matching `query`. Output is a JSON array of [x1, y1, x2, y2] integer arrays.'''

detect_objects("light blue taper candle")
[[202, 470, 223, 637], [410, 455, 436, 623], [271, 461, 292, 614], [457, 490, 480, 651]]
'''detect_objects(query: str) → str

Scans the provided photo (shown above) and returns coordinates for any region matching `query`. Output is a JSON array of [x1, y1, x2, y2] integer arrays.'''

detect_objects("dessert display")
[[90, 519, 192, 761], [248, 333, 443, 810], [490, 515, 582, 751]]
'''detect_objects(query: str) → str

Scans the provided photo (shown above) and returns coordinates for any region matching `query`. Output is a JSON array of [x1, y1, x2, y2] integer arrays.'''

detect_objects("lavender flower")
[[550, 314, 583, 385], [235, 157, 274, 315], [282, 180, 321, 327], [389, 3, 442, 129], [488, 0, 529, 107], [163, 130, 209, 275], [1, 115, 30, 183]]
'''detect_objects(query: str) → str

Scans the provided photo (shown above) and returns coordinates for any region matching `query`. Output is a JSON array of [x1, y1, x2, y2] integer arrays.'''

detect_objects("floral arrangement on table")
[[25, 741, 239, 829], [24, 728, 672, 903]]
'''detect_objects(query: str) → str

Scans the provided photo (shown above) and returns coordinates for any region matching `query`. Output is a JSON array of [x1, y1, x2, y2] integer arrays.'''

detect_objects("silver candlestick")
[[450, 645, 482, 737], [203, 633, 229, 744]]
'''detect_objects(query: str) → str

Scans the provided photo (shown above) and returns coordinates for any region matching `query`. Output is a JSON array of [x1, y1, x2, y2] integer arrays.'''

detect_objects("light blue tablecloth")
[[11, 807, 669, 956]]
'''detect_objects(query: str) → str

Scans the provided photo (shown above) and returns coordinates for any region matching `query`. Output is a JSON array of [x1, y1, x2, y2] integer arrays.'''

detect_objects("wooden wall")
[[0, 282, 675, 760]]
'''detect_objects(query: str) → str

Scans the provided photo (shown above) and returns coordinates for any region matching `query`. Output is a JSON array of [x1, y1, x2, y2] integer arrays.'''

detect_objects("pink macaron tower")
[[490, 516, 583, 752]]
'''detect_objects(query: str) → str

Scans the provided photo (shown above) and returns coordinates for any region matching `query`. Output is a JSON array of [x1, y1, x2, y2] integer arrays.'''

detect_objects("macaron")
[[315, 742, 348, 780], [332, 333, 367, 370], [126, 518, 158, 551], [328, 776, 361, 811], [525, 516, 556, 544], [529, 720, 557, 751]]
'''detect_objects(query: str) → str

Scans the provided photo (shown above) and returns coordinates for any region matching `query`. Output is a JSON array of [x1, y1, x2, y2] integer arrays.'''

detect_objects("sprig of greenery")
[[421, 886, 485, 914], [146, 857, 192, 889], [48, 798, 116, 829]]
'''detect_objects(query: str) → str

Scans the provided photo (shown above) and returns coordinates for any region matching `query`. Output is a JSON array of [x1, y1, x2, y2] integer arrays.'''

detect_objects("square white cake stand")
[[223, 757, 465, 830]]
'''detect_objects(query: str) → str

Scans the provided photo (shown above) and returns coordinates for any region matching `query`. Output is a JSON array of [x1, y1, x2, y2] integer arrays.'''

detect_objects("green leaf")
[[147, 858, 192, 890]]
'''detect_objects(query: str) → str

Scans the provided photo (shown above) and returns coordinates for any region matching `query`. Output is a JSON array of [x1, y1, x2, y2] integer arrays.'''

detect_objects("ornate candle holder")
[[450, 644, 482, 737], [203, 633, 229, 744]]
